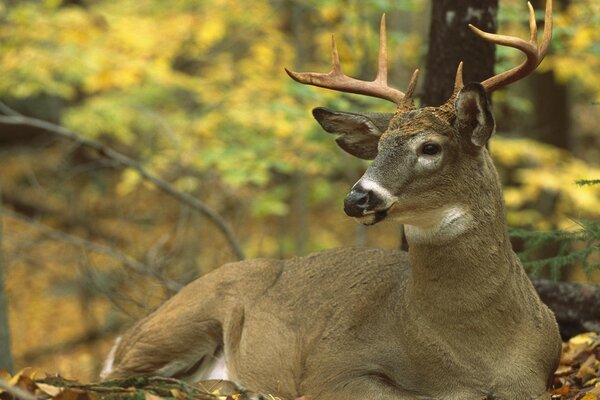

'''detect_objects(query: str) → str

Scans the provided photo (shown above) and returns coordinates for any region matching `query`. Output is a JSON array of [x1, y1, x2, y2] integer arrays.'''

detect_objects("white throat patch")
[[404, 206, 473, 244]]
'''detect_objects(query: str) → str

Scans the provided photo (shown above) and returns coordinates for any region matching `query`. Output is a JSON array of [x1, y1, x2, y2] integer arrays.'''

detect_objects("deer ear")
[[454, 83, 495, 147], [312, 107, 392, 160]]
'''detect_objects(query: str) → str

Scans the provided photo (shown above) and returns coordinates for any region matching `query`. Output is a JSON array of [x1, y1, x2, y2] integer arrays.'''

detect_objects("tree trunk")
[[529, 0, 571, 150], [423, 0, 498, 106], [0, 184, 14, 373]]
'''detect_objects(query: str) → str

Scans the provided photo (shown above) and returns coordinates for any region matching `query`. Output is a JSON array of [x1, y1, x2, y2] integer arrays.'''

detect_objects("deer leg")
[[101, 316, 224, 381]]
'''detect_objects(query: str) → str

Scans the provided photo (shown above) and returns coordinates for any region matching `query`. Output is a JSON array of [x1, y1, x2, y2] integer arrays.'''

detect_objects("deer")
[[101, 1, 561, 399]]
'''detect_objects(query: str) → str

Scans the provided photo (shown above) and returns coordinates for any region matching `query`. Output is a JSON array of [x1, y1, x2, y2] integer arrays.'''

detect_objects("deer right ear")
[[312, 107, 392, 160], [454, 83, 495, 147]]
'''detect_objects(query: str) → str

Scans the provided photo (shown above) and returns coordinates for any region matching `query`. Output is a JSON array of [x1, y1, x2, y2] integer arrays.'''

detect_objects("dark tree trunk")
[[423, 0, 498, 106], [529, 0, 571, 150]]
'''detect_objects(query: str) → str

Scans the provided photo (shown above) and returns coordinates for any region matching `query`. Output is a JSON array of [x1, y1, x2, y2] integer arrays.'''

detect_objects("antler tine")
[[528, 2, 537, 44], [285, 14, 410, 106], [453, 62, 464, 93], [539, 0, 553, 57], [469, 0, 553, 93], [405, 69, 419, 98], [375, 14, 388, 84]]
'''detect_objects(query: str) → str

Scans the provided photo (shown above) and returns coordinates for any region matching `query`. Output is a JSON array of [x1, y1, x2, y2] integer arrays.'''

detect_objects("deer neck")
[[403, 155, 515, 315]]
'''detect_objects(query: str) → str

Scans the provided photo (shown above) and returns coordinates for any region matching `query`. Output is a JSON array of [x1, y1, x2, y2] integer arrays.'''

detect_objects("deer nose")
[[344, 188, 372, 217]]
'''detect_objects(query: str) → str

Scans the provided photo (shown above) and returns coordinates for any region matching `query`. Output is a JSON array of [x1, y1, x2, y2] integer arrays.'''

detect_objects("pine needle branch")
[[575, 179, 600, 186]]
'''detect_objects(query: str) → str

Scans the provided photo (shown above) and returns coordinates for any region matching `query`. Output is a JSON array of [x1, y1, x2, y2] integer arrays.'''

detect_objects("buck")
[[102, 1, 561, 399]]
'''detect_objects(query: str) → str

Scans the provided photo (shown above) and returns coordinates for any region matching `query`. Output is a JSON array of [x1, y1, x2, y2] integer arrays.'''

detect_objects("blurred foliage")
[[0, 0, 598, 382], [492, 137, 600, 230], [0, 0, 427, 218]]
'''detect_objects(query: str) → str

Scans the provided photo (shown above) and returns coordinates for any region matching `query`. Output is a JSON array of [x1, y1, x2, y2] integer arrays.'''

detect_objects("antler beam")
[[285, 15, 416, 106], [470, 0, 552, 93]]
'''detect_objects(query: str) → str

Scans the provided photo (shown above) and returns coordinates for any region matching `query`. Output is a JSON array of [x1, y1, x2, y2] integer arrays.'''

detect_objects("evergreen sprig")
[[511, 220, 599, 279], [511, 179, 599, 279], [575, 179, 600, 186]]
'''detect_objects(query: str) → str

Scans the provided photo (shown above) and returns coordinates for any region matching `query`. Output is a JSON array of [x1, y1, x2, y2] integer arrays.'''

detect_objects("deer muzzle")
[[344, 181, 392, 224]]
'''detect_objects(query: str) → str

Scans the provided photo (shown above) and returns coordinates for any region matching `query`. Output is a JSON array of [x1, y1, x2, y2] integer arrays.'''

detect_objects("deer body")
[[104, 122, 560, 399], [103, 2, 561, 398]]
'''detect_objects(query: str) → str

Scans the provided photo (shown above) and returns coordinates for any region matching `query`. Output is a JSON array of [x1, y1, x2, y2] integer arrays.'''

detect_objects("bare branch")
[[0, 101, 20, 117], [2, 209, 183, 292], [0, 113, 245, 260]]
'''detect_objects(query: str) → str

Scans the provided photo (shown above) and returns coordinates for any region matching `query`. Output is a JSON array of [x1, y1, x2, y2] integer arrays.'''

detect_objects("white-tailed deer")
[[102, 1, 561, 399]]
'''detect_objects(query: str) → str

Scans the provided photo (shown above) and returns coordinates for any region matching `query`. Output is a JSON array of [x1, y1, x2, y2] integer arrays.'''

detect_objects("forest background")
[[0, 0, 599, 382]]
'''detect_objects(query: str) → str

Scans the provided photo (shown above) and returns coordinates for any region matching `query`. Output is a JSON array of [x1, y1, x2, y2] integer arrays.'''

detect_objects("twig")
[[0, 112, 245, 260], [2, 209, 183, 292], [0, 378, 39, 400]]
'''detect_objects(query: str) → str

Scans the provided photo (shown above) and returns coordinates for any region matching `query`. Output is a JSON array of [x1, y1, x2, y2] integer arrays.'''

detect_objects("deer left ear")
[[454, 82, 495, 147]]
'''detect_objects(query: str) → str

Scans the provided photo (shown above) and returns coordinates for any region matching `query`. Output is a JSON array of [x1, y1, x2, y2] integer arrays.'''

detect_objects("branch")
[[0, 102, 19, 117], [19, 320, 124, 364], [0, 107, 244, 260], [2, 209, 183, 293]]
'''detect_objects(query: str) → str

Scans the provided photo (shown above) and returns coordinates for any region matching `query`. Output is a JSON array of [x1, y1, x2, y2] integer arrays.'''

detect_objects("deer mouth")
[[355, 209, 389, 225]]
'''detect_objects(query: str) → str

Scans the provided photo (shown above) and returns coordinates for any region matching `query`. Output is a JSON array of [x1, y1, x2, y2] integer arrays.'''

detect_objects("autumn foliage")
[[0, 0, 598, 384]]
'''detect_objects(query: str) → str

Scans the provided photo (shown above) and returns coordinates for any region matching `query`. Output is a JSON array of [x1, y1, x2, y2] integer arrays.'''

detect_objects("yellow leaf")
[[570, 332, 597, 346], [35, 382, 64, 397]]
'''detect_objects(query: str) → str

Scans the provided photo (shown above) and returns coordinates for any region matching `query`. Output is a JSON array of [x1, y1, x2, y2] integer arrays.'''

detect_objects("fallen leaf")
[[35, 382, 64, 397], [54, 388, 96, 400], [577, 354, 599, 379]]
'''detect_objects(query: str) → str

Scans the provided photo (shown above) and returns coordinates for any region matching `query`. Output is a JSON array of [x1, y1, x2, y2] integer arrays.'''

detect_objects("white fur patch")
[[355, 178, 397, 210], [100, 336, 121, 379], [404, 206, 473, 244], [206, 355, 229, 380]]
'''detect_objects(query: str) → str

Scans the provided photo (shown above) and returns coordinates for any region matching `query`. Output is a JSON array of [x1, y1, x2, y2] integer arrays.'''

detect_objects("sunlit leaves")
[[492, 136, 600, 230], [0, 0, 429, 218]]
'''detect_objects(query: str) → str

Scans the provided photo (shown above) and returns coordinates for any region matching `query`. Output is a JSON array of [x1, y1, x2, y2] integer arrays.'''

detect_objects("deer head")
[[286, 0, 552, 228]]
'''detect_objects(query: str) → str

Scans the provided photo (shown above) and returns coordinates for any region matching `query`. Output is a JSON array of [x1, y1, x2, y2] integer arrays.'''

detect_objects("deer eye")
[[421, 143, 441, 155]]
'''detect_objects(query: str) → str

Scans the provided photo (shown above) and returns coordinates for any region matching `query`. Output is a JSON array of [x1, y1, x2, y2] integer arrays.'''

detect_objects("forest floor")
[[0, 332, 599, 400]]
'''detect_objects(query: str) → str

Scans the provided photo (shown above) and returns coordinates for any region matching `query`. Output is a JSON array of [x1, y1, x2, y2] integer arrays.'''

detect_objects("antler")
[[470, 0, 552, 93], [285, 14, 418, 106]]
